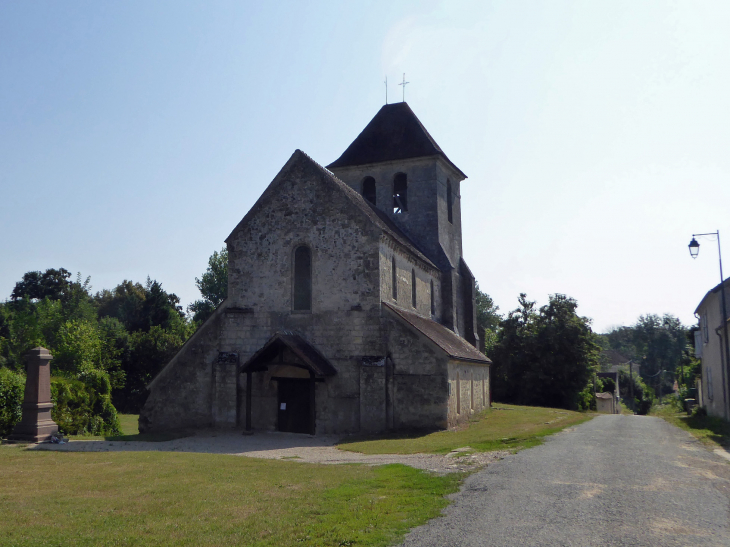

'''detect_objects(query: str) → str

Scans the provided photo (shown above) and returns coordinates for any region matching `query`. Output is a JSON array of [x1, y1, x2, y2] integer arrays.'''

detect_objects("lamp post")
[[689, 231, 730, 420]]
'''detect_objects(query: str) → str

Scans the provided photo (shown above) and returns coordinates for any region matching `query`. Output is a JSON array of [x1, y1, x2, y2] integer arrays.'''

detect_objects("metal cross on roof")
[[399, 73, 409, 102]]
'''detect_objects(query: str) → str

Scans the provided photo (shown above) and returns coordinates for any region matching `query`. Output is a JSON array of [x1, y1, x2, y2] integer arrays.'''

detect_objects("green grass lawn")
[[0, 447, 461, 547], [654, 403, 730, 450], [337, 403, 594, 455], [118, 414, 139, 435], [0, 405, 592, 545]]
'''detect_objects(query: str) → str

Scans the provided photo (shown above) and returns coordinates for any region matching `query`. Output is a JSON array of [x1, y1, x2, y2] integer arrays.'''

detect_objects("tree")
[[188, 246, 228, 323], [599, 314, 688, 397], [11, 268, 72, 301], [491, 293, 600, 409], [475, 282, 501, 354], [95, 278, 185, 333]]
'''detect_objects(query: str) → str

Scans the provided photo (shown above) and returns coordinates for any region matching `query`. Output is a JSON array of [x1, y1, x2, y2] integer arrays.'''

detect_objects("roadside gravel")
[[30, 430, 509, 474]]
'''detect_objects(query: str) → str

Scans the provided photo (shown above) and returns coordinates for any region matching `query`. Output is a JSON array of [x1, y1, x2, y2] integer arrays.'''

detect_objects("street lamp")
[[689, 238, 700, 259], [688, 230, 730, 420]]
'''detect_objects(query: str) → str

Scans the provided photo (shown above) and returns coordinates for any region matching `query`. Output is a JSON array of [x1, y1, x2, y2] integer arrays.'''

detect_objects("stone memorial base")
[[8, 347, 59, 443]]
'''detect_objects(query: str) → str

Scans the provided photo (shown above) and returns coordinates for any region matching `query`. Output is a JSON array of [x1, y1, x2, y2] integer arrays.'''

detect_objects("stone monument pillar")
[[9, 347, 59, 442]]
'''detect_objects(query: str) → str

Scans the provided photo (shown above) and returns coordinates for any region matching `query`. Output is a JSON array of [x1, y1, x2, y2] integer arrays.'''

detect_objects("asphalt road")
[[400, 415, 730, 547]]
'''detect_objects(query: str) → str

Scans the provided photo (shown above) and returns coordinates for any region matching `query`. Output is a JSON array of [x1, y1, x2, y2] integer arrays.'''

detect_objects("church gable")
[[225, 150, 386, 313]]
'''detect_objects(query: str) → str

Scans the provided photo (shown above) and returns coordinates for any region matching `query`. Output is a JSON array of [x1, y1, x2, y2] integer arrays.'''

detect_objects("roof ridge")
[[326, 103, 466, 178]]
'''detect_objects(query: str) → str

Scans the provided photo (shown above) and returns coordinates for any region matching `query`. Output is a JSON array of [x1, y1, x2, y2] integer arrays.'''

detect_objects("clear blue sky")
[[2, 1, 729, 332]]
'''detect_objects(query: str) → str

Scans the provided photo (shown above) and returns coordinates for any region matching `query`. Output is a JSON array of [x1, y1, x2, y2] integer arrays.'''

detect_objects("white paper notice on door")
[[280, 403, 286, 410]]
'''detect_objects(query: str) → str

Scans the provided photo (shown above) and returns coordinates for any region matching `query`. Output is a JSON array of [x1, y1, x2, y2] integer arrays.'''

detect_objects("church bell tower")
[[326, 102, 467, 274], [327, 102, 478, 346]]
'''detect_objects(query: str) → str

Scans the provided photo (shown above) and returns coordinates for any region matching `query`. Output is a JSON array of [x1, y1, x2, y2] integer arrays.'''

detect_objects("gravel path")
[[31, 430, 509, 474], [400, 415, 730, 546]]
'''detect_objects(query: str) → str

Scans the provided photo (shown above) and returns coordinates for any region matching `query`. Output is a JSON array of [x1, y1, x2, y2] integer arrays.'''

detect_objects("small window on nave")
[[362, 177, 376, 205], [411, 269, 417, 308], [293, 246, 312, 311], [430, 279, 435, 316], [392, 256, 397, 300], [446, 180, 453, 224], [393, 173, 407, 213]]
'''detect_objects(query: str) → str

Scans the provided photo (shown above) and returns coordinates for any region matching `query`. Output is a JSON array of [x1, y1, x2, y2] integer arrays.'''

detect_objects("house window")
[[446, 180, 453, 224], [362, 177, 376, 205], [391, 256, 397, 300], [430, 279, 435, 316], [293, 246, 312, 311], [411, 269, 417, 308], [703, 313, 709, 343], [393, 173, 407, 213]]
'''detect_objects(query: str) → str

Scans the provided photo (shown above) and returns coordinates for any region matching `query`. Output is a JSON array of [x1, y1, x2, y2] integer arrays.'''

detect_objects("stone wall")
[[379, 239, 441, 323], [447, 360, 490, 428], [330, 156, 465, 271], [140, 305, 225, 432], [385, 312, 450, 430]]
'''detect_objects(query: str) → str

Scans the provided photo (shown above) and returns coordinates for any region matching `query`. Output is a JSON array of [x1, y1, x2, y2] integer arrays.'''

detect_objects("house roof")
[[326, 103, 466, 179], [240, 331, 337, 377], [226, 149, 438, 271], [694, 277, 730, 315], [382, 301, 490, 363]]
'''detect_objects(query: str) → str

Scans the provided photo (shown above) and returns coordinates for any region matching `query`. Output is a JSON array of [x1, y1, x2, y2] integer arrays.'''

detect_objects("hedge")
[[0, 370, 121, 437]]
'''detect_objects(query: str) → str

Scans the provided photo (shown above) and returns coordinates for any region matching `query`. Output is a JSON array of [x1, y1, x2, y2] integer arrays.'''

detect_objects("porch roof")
[[240, 331, 337, 377]]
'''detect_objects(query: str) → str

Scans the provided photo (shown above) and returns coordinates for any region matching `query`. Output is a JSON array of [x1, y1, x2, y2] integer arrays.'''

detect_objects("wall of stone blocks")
[[224, 308, 384, 434], [447, 360, 490, 428], [226, 159, 383, 315], [384, 312, 450, 430], [212, 360, 238, 428], [379, 240, 441, 322], [139, 307, 225, 433], [330, 156, 465, 271], [359, 362, 387, 433]]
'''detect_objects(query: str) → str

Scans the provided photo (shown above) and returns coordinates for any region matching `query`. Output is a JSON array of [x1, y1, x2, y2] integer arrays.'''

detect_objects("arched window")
[[393, 173, 407, 213], [391, 256, 397, 300], [293, 246, 312, 311], [362, 177, 376, 205], [430, 280, 435, 316], [446, 180, 453, 224], [411, 269, 417, 308]]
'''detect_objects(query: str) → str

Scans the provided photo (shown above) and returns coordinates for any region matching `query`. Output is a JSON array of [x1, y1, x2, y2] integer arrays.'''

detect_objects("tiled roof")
[[382, 302, 490, 363], [326, 103, 466, 178], [241, 331, 337, 377]]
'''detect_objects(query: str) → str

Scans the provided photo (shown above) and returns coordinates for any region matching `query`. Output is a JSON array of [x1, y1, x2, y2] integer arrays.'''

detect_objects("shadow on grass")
[[676, 414, 730, 448]]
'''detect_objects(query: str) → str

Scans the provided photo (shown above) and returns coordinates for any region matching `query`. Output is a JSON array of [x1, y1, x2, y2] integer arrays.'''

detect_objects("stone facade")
[[695, 279, 730, 420], [140, 103, 490, 435]]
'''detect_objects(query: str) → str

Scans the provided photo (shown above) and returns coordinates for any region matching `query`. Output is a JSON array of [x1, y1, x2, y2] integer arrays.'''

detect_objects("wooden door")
[[277, 379, 310, 433]]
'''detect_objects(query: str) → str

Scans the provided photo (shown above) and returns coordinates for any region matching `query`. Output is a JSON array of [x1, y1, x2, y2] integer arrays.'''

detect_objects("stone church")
[[140, 102, 490, 435]]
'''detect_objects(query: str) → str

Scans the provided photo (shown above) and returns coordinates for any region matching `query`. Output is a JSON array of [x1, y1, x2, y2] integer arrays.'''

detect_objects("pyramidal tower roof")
[[326, 102, 466, 178]]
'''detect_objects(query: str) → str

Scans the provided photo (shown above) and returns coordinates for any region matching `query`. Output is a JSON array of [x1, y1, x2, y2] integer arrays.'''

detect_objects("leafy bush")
[[618, 370, 653, 415], [51, 376, 121, 436], [576, 377, 606, 411], [692, 405, 707, 418], [0, 368, 25, 437]]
